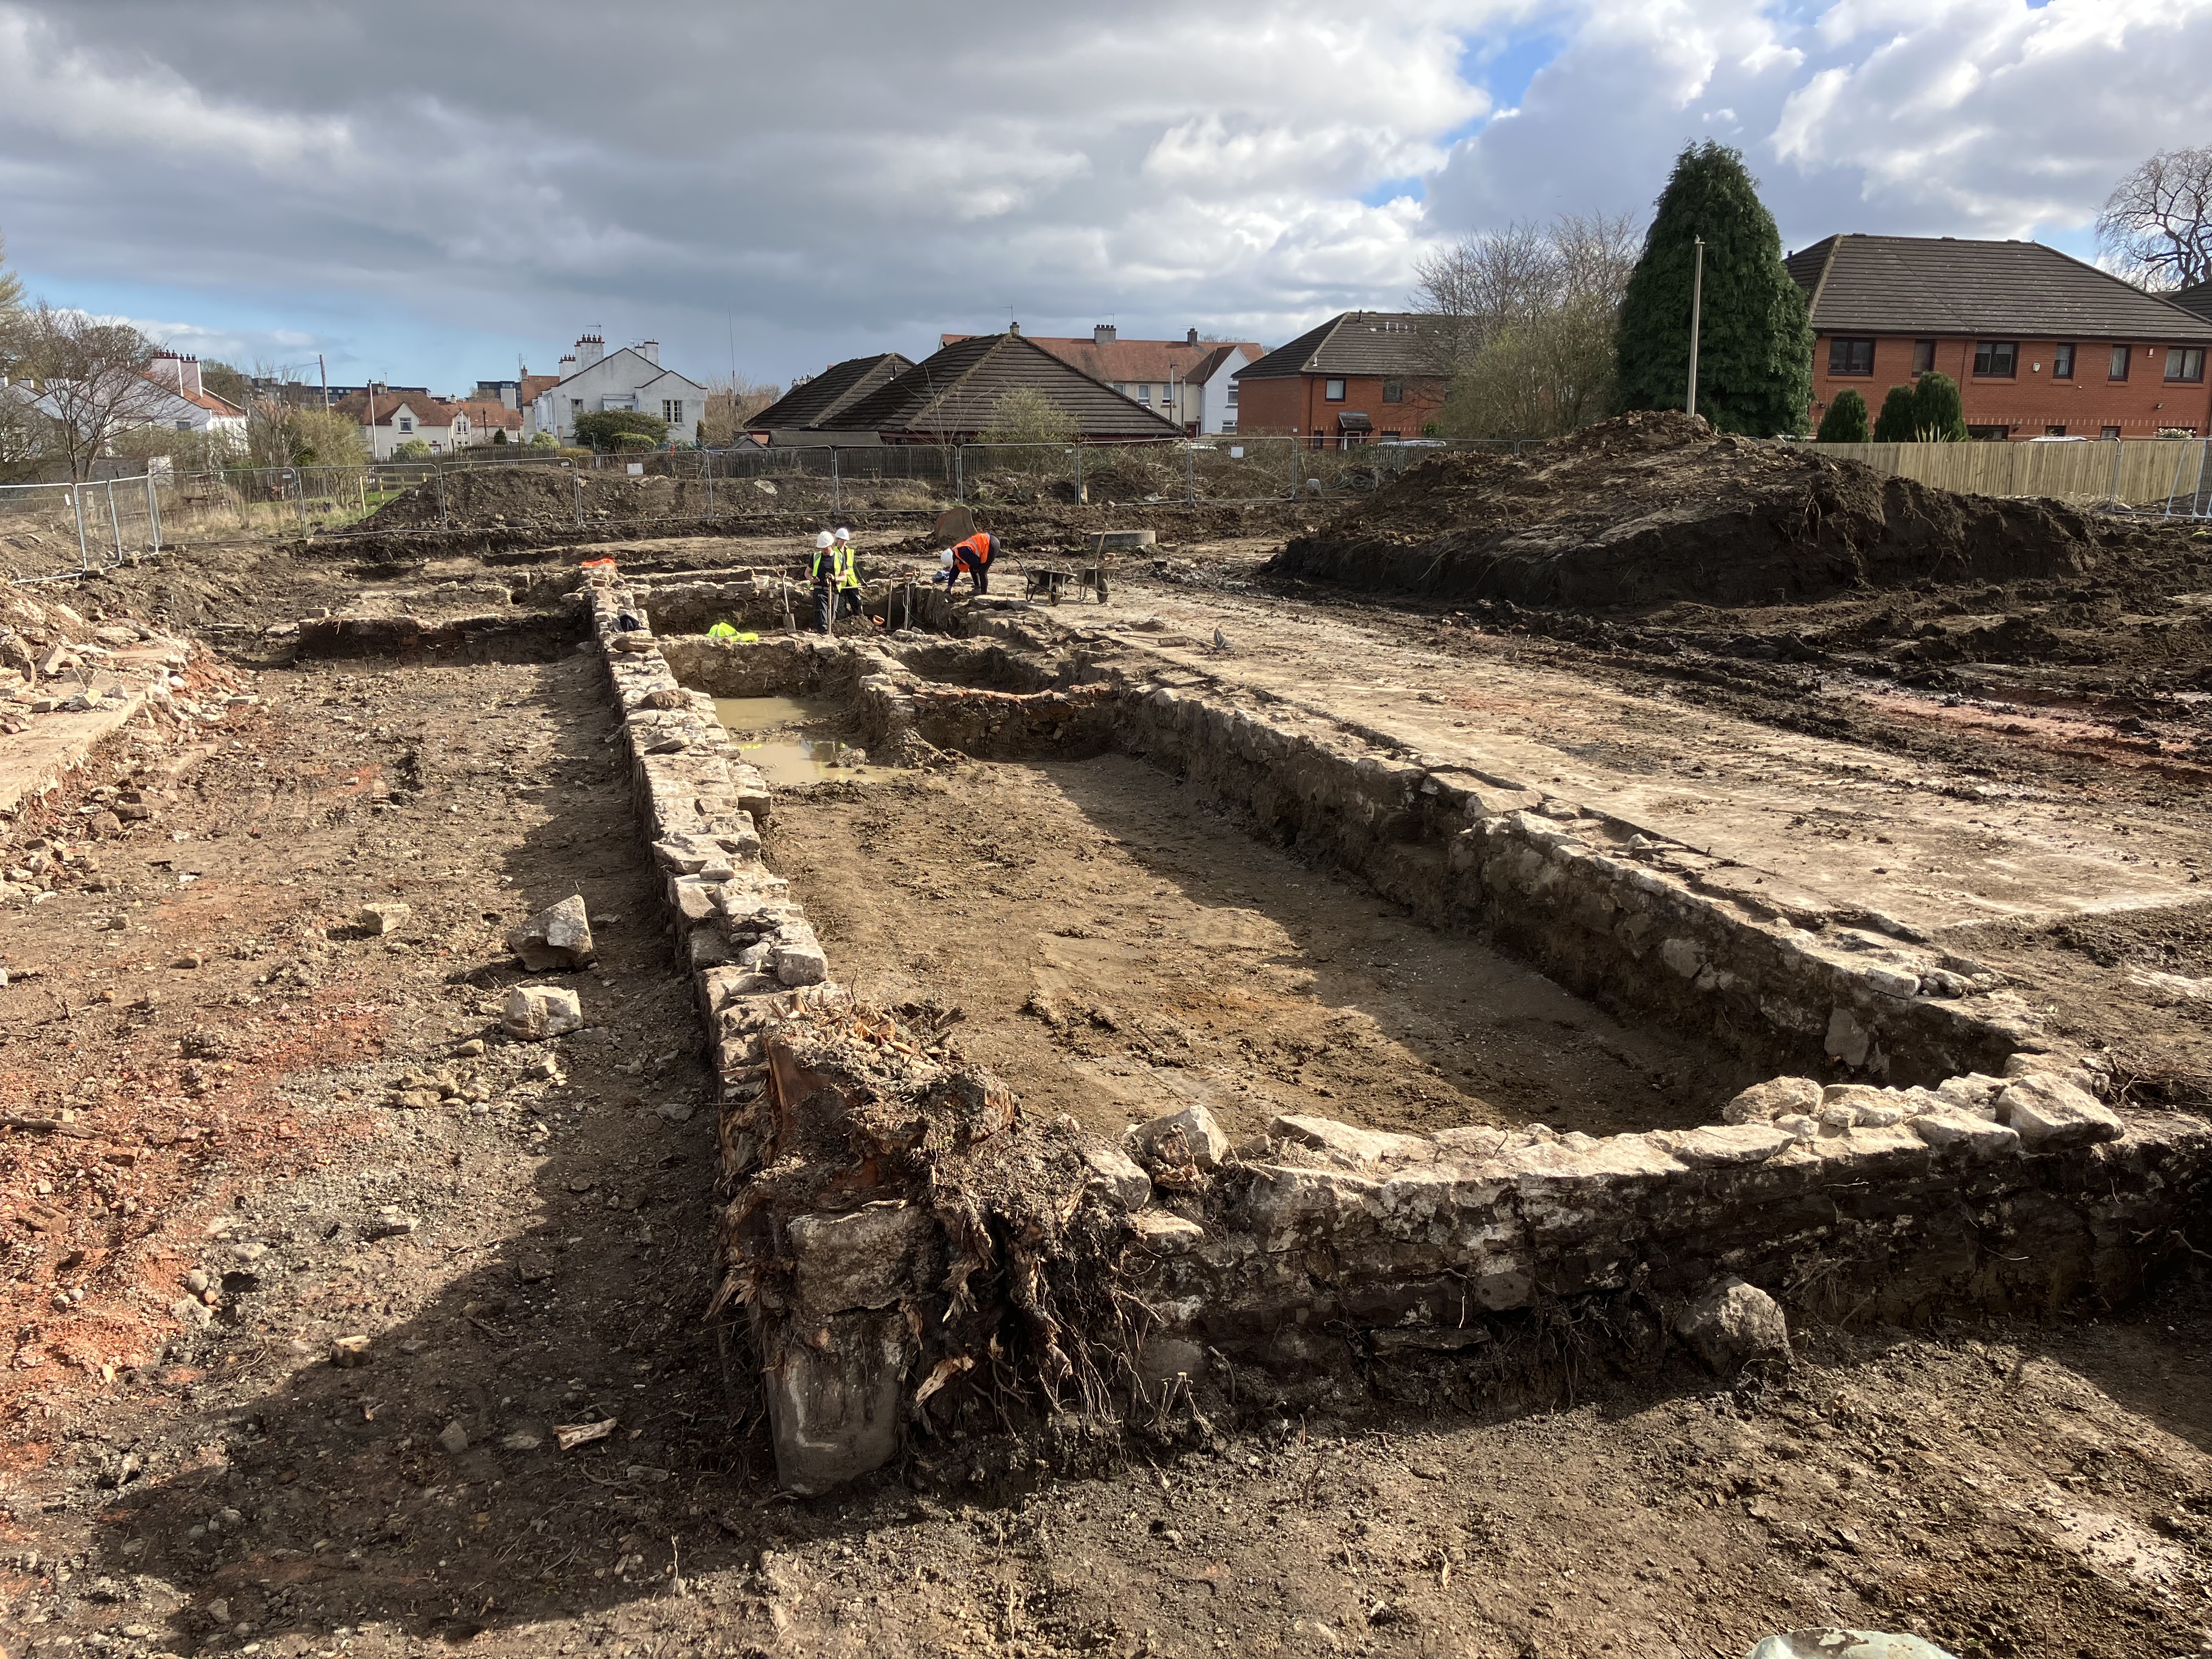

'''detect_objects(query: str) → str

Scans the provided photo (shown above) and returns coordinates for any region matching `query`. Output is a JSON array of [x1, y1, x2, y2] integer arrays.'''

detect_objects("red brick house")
[[1787, 234, 2212, 439], [1232, 311, 1447, 445]]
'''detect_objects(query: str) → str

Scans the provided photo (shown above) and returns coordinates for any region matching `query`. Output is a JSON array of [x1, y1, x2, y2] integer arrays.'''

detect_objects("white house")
[[332, 386, 471, 459], [526, 333, 709, 444], [140, 354, 249, 437]]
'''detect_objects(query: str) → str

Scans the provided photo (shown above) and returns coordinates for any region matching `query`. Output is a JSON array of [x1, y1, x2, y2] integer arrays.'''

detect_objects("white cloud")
[[1, 0, 2207, 389]]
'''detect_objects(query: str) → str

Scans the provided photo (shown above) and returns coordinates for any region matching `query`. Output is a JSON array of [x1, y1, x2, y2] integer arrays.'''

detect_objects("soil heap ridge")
[[1268, 409, 2135, 609]]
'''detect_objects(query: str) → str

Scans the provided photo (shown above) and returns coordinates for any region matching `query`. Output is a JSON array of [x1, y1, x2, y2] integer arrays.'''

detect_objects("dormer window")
[[397, 416, 413, 432]]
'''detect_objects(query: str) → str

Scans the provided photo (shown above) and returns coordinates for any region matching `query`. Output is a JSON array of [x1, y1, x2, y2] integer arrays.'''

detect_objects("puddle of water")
[[713, 695, 867, 786]]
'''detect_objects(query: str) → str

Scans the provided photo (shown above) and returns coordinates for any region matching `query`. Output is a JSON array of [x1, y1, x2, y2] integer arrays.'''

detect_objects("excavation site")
[[3, 414, 2211, 1659]]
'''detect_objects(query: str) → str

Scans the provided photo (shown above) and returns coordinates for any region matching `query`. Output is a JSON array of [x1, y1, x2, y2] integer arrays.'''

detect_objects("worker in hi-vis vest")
[[941, 529, 998, 596], [808, 530, 856, 634]]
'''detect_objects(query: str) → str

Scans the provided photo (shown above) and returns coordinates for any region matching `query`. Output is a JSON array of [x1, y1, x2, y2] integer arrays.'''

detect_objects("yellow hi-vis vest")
[[811, 544, 858, 589]]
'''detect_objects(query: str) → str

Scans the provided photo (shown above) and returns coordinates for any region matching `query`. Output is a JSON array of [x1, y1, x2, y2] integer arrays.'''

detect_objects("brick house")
[[1231, 312, 1447, 446], [1787, 235, 2212, 439]]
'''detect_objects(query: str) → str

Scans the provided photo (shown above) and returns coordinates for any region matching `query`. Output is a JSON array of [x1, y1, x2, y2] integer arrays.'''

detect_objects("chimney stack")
[[575, 332, 605, 369], [639, 340, 660, 366], [1187, 328, 1198, 345], [1008, 321, 1022, 337], [1094, 324, 1116, 345], [151, 352, 204, 400]]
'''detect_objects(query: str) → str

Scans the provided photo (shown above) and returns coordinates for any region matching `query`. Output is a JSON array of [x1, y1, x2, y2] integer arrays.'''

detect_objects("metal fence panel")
[[3, 475, 161, 585]]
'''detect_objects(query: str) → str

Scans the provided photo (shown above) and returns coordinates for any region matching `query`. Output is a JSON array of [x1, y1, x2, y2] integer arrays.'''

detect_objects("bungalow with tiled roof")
[[808, 329, 1184, 444], [939, 327, 1265, 435], [330, 386, 472, 458], [746, 352, 915, 445]]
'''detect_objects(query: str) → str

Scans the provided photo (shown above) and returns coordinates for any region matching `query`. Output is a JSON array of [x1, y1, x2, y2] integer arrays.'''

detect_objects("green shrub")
[[1814, 388, 1870, 443], [573, 409, 669, 450], [1911, 372, 1968, 442], [391, 437, 432, 460], [1872, 385, 1918, 443]]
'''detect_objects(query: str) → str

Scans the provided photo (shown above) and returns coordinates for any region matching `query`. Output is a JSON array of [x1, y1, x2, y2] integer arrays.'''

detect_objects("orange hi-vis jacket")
[[950, 531, 996, 572]]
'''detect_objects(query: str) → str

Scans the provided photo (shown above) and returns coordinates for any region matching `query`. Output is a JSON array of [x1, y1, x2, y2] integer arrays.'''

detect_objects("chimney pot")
[[1093, 324, 1115, 345], [1009, 321, 1022, 337]]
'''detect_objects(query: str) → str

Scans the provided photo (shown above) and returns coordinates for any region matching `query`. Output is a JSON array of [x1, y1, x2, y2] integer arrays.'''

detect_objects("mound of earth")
[[361, 465, 822, 532], [1267, 409, 2132, 608]]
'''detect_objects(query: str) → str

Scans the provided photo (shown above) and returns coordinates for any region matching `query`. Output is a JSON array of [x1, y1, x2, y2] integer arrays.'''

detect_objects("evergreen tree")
[[1911, 371, 1968, 442], [1872, 385, 1918, 443], [1815, 388, 1870, 443], [1616, 142, 1813, 436]]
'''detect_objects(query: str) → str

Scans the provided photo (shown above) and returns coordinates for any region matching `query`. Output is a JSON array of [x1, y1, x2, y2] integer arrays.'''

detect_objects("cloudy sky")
[[2, 0, 2207, 393]]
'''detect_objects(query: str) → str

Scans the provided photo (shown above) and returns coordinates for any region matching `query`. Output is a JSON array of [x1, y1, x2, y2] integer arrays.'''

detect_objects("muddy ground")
[[0, 514, 2209, 1658]]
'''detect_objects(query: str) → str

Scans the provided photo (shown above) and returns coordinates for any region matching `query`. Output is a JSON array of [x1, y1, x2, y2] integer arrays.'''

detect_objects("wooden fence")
[[1801, 438, 2211, 512]]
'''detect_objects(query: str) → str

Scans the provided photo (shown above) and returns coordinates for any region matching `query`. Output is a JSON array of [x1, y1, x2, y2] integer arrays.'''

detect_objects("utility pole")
[[318, 353, 329, 410], [1686, 236, 1705, 420]]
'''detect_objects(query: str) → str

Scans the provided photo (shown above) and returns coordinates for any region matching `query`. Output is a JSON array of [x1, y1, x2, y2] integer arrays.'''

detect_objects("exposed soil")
[[1268, 409, 2191, 610], [1, 513, 2209, 1658], [755, 755, 1747, 1143]]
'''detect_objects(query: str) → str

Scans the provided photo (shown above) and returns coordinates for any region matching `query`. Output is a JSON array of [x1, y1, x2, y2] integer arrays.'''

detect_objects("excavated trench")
[[570, 587, 2212, 1497]]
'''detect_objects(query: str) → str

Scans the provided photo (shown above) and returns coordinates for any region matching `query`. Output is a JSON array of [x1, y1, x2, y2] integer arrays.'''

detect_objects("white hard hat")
[[939, 550, 954, 568], [834, 527, 851, 543], [815, 531, 834, 550]]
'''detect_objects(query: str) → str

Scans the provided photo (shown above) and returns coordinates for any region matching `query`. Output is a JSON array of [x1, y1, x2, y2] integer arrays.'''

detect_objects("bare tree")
[[2098, 148, 2212, 291], [698, 375, 783, 447], [12, 304, 169, 479], [1420, 212, 1640, 438], [0, 227, 23, 329]]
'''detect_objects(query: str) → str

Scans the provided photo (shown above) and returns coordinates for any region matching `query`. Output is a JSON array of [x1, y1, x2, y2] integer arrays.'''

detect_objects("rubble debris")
[[506, 893, 596, 969], [503, 984, 584, 1039]]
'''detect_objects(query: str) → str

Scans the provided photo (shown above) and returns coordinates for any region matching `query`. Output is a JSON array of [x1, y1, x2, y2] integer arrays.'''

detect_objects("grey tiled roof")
[[2170, 281, 2212, 325], [746, 353, 914, 431], [820, 332, 1184, 440], [1786, 235, 2212, 342], [1234, 312, 1444, 380]]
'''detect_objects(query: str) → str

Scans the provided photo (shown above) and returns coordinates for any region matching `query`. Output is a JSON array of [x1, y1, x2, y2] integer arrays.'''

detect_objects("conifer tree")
[[1616, 142, 1813, 436], [1872, 385, 1918, 443], [1815, 388, 1870, 443], [1911, 371, 1968, 442]]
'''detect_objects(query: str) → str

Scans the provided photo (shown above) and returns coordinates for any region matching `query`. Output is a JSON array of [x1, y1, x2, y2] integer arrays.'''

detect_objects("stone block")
[[1672, 1124, 1796, 1167], [1675, 1276, 1791, 1377], [1270, 1114, 1434, 1167], [507, 894, 595, 970], [503, 984, 583, 1040], [763, 1306, 909, 1497], [1127, 1211, 1204, 1254], [1910, 1107, 2022, 1156], [356, 900, 410, 936], [1722, 1076, 1822, 1124], [786, 1201, 935, 1320], [1128, 1102, 1229, 1170], [1082, 1147, 1152, 1210], [772, 926, 829, 987], [1997, 1073, 2123, 1150], [1934, 1073, 2006, 1119]]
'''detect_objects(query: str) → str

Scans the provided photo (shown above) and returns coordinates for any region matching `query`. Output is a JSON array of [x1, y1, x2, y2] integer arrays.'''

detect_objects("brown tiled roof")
[[821, 333, 1184, 441], [517, 374, 563, 405], [1786, 234, 2212, 342], [1234, 312, 1445, 380], [330, 391, 466, 428], [747, 353, 915, 431], [941, 334, 1264, 385], [458, 399, 523, 431]]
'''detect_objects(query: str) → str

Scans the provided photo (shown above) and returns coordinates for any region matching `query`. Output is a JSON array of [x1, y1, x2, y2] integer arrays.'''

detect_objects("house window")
[[1912, 340, 1936, 375], [2102, 425, 2123, 439], [1382, 380, 1403, 403], [2045, 425, 2067, 436], [2052, 343, 2075, 380], [1972, 341, 2018, 378], [1966, 425, 2012, 440], [1829, 338, 1876, 376], [1137, 385, 1150, 404], [174, 419, 193, 431], [2165, 347, 2205, 383], [1225, 383, 1238, 407], [2109, 345, 2131, 381], [398, 416, 413, 432], [1113, 382, 1127, 396], [1324, 378, 1346, 402], [663, 398, 685, 422]]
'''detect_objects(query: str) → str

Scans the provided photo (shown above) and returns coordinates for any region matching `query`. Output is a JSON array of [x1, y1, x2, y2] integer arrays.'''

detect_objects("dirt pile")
[[1268, 409, 2132, 608]]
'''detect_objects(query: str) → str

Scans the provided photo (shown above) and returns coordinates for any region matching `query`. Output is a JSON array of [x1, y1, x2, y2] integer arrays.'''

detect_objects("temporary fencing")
[[1, 474, 163, 585]]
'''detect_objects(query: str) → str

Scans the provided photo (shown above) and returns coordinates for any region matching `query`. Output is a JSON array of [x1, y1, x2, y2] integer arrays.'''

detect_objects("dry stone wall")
[[604, 607, 2212, 1497]]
